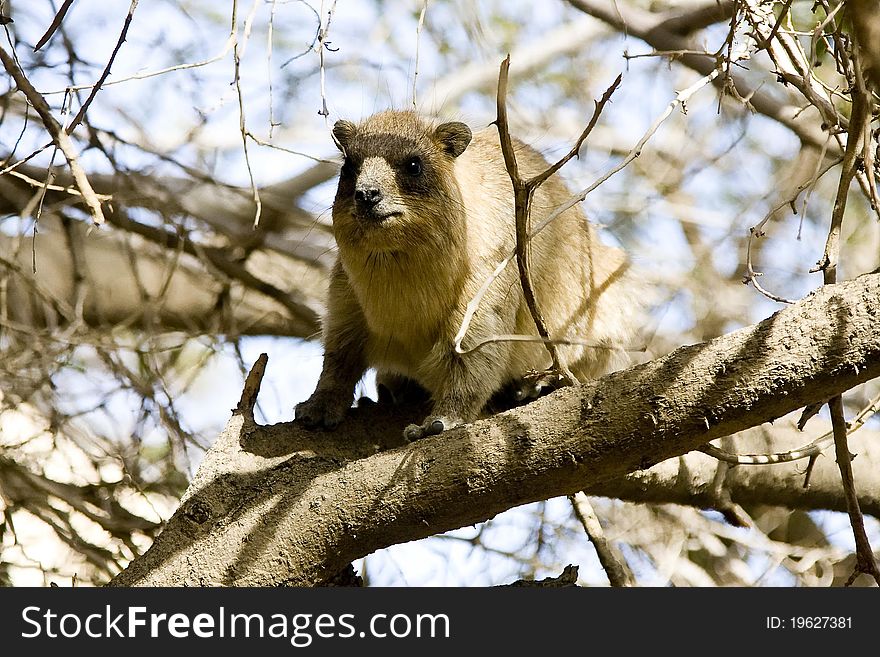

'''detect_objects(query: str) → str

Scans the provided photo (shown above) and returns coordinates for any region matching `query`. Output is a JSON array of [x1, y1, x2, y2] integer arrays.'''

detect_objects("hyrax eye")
[[404, 157, 422, 176]]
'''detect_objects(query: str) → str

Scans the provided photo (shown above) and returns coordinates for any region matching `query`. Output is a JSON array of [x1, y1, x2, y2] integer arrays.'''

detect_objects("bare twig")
[[412, 0, 428, 109], [494, 55, 571, 382], [699, 390, 880, 466], [0, 44, 105, 224], [43, 35, 236, 96], [267, 0, 278, 139], [829, 396, 880, 586], [6, 168, 112, 201], [491, 57, 621, 384], [315, 0, 339, 123], [245, 131, 336, 163], [236, 353, 268, 416], [65, 0, 139, 135], [455, 63, 721, 356], [811, 86, 868, 278], [742, 152, 841, 303], [743, 227, 797, 305], [33, 0, 76, 52], [231, 0, 262, 229], [569, 492, 635, 586], [763, 0, 794, 49]]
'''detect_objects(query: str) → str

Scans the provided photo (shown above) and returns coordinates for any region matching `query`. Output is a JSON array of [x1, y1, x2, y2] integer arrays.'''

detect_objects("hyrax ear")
[[332, 120, 357, 154], [434, 122, 472, 158]]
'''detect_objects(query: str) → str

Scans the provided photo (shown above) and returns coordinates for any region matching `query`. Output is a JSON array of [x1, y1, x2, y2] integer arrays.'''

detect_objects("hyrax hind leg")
[[403, 339, 513, 441]]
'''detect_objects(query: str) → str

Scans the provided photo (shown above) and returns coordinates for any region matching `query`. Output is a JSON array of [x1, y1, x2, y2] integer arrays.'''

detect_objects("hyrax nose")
[[354, 187, 383, 207]]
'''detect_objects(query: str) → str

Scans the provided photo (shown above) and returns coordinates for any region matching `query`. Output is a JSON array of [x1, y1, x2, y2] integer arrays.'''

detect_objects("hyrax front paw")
[[295, 391, 351, 430], [403, 415, 464, 441]]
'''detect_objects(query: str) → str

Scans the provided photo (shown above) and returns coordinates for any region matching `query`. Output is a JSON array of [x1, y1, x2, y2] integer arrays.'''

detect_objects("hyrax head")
[[330, 111, 472, 252]]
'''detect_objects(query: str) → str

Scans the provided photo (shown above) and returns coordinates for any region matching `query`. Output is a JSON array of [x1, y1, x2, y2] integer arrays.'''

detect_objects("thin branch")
[[829, 396, 880, 586], [315, 0, 339, 123], [494, 55, 572, 384], [231, 0, 262, 229], [41, 37, 236, 96], [0, 44, 105, 224], [569, 492, 634, 587], [528, 74, 622, 187], [244, 130, 336, 163], [764, 0, 794, 48], [5, 168, 112, 201], [267, 0, 278, 139], [456, 64, 721, 356], [743, 227, 797, 304], [491, 59, 621, 385], [812, 89, 868, 279], [65, 0, 139, 135], [33, 0, 76, 52], [412, 0, 428, 109]]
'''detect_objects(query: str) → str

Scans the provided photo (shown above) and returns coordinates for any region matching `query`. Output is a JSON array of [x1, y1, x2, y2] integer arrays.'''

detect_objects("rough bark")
[[107, 273, 880, 586]]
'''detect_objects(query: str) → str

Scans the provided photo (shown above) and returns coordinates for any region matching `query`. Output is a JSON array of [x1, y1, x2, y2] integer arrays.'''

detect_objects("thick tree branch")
[[650, 0, 736, 36], [0, 160, 337, 265], [109, 273, 880, 586], [591, 423, 880, 517], [1, 215, 324, 337], [566, 0, 835, 153]]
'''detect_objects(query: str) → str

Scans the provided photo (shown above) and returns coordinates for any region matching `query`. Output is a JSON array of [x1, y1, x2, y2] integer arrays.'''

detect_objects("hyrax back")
[[295, 110, 638, 439]]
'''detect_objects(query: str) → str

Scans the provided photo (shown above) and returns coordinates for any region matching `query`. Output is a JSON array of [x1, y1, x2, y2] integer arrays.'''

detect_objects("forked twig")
[[698, 390, 880, 465], [455, 61, 724, 357], [493, 56, 620, 386]]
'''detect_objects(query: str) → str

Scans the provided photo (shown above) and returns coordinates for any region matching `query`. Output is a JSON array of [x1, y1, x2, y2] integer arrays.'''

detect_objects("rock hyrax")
[[296, 110, 638, 439]]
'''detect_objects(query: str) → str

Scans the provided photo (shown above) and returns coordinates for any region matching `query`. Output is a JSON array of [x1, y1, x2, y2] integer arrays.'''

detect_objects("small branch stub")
[[236, 352, 268, 416]]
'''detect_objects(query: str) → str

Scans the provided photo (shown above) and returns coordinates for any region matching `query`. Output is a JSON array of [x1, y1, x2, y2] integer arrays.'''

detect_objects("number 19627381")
[[766, 617, 852, 629]]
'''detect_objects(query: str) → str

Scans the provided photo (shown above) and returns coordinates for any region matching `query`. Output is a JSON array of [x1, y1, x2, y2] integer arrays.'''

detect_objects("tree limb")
[[109, 273, 880, 586], [566, 0, 835, 152], [1, 215, 324, 337]]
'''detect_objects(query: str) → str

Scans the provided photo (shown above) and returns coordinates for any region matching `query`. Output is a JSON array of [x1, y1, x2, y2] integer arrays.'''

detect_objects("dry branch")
[[566, 0, 833, 152], [0, 45, 106, 224], [1, 215, 323, 338], [109, 273, 880, 586]]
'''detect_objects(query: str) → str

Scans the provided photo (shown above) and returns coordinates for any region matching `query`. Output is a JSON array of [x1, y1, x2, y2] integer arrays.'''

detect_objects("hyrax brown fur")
[[296, 110, 638, 440]]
